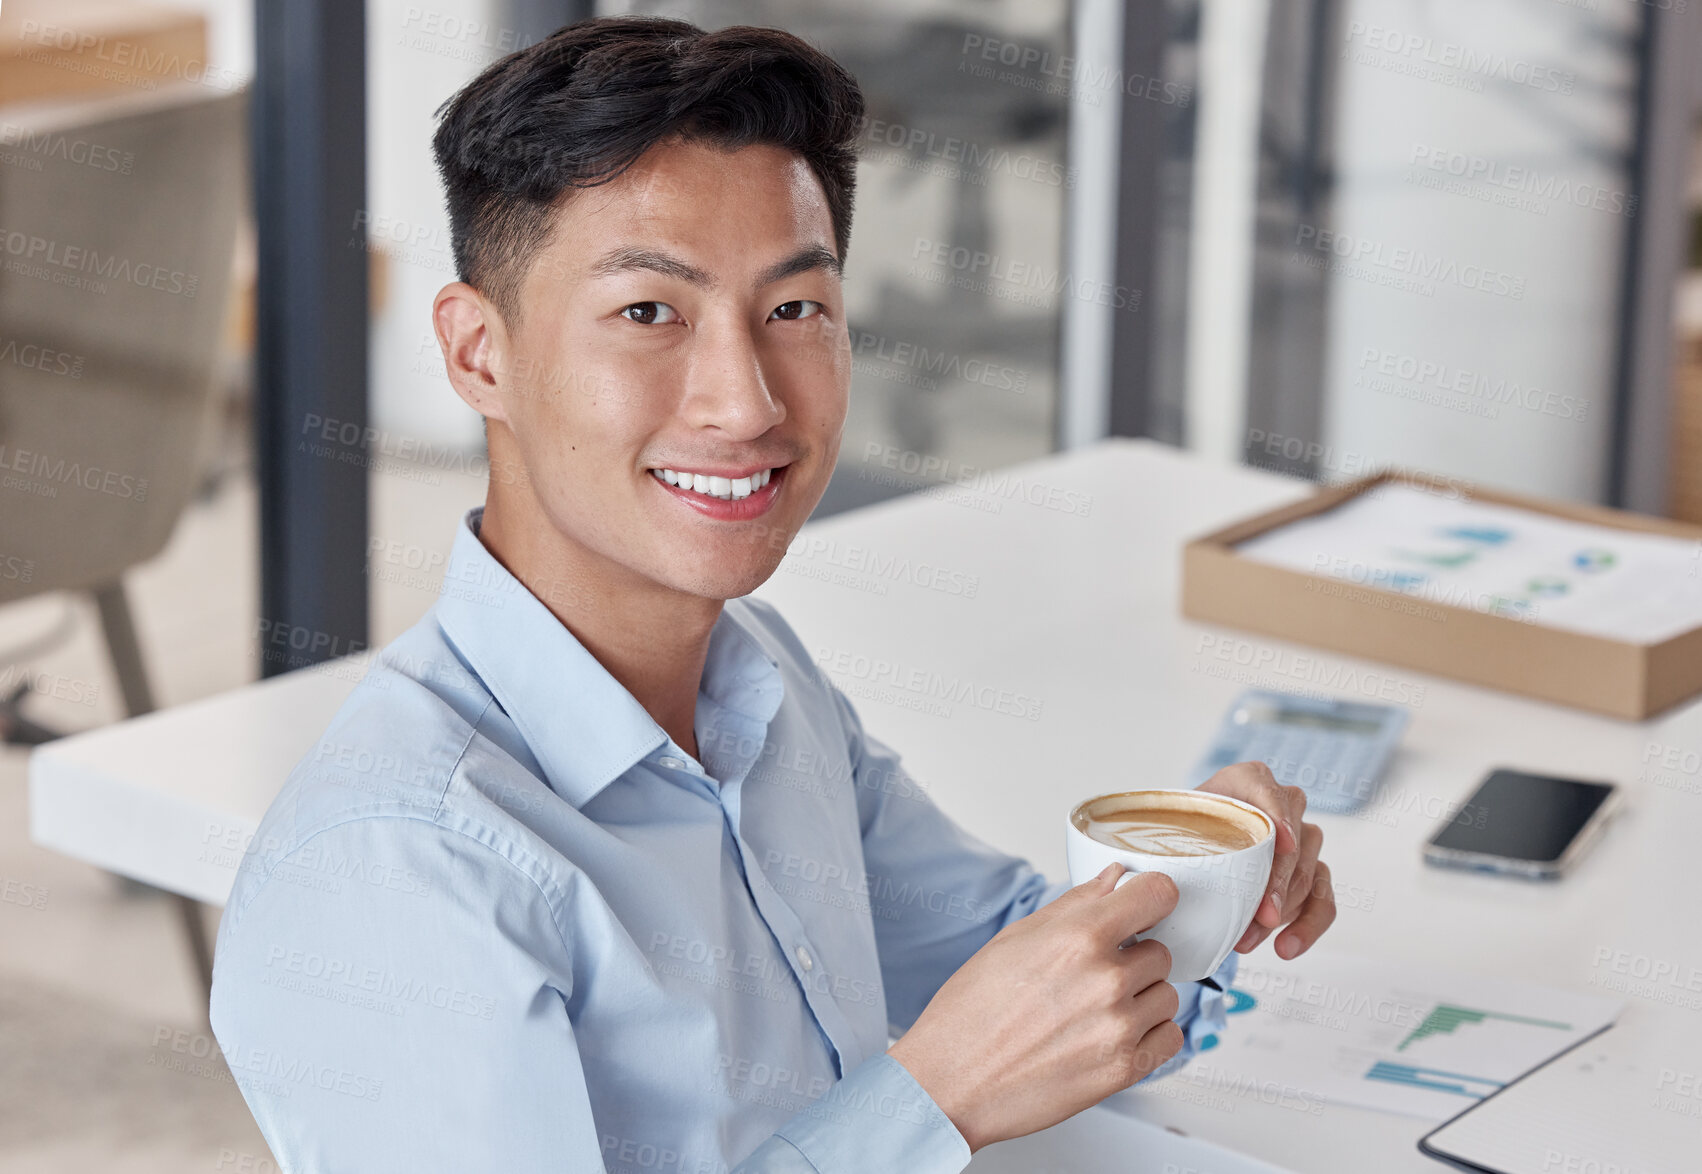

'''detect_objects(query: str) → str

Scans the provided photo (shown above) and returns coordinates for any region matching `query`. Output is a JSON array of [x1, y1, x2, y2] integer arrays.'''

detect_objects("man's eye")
[[769, 300, 822, 322], [622, 302, 679, 325]]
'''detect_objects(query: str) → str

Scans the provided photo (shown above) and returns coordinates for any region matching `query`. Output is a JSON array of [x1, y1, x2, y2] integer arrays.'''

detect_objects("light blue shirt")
[[210, 507, 1235, 1173]]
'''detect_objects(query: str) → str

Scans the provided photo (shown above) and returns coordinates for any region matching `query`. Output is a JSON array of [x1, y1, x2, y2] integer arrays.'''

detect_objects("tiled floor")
[[1, 448, 490, 1172]]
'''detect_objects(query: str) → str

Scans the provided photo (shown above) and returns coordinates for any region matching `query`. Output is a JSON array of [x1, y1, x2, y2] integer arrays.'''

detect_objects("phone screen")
[[1429, 769, 1615, 863]]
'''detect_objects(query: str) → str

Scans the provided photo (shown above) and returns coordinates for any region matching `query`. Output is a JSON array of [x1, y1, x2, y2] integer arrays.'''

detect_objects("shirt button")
[[658, 756, 686, 771], [795, 945, 814, 972]]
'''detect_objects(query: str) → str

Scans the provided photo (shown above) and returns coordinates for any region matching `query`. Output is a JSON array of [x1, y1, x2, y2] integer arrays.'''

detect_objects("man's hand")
[[887, 867, 1183, 1154], [1196, 761, 1336, 961]]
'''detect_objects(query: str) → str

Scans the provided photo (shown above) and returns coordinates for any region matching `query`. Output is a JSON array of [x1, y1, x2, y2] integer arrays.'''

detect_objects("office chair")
[[0, 80, 248, 1001]]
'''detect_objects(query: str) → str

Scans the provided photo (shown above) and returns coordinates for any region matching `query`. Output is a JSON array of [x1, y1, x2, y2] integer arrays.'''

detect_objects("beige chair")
[[0, 80, 248, 996], [0, 81, 245, 709]]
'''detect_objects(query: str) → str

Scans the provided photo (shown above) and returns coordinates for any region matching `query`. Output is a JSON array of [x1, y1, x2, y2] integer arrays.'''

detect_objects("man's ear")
[[432, 281, 510, 424]]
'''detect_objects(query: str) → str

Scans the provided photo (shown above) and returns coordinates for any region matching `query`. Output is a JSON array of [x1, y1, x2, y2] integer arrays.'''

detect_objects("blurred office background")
[[1, 0, 1700, 1168]]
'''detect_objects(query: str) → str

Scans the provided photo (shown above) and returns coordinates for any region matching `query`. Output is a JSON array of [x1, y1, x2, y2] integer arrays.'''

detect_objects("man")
[[210, 17, 1334, 1172]]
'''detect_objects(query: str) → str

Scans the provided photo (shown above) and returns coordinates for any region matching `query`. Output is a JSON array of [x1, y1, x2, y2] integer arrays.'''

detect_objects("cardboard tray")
[[1180, 470, 1702, 720]]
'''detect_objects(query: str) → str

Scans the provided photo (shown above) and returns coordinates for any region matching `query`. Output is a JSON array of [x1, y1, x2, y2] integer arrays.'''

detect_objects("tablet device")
[[1419, 1021, 1700, 1174]]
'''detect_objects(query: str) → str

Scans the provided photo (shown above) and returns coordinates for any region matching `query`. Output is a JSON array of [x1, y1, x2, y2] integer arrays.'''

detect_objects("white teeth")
[[650, 467, 778, 501]]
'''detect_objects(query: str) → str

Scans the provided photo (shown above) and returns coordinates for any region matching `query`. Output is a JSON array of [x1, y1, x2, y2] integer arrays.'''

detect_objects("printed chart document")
[[1139, 951, 1623, 1122], [1420, 1008, 1702, 1174], [1234, 483, 1702, 644], [965, 1101, 1294, 1174]]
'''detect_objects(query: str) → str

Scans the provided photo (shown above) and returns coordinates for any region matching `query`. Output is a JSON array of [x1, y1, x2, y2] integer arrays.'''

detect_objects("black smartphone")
[[1422, 768, 1620, 880]]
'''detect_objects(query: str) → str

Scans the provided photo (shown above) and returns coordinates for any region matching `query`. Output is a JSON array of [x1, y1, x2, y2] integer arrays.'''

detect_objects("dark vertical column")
[[1605, 5, 1654, 511], [252, 0, 369, 676], [1105, 2, 1171, 441], [1607, 4, 1700, 512]]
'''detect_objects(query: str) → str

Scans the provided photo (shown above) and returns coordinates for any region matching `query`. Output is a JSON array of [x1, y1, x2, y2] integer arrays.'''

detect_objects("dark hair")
[[430, 16, 865, 326]]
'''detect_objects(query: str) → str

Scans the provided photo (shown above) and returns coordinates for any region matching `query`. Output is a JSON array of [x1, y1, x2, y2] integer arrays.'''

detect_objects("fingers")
[[1114, 937, 1175, 992], [1234, 913, 1272, 955], [1275, 861, 1337, 960], [1201, 761, 1302, 847], [1236, 822, 1332, 956], [1108, 1019, 1186, 1089], [1085, 862, 1131, 895], [1038, 862, 1129, 924], [1196, 762, 1305, 929], [1282, 822, 1325, 927], [1126, 965, 1181, 1022], [1096, 869, 1179, 946], [1240, 821, 1321, 953], [1256, 781, 1307, 929]]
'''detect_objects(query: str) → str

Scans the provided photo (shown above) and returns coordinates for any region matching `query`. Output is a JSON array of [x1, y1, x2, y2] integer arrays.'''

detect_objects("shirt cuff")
[[1034, 875, 1075, 910], [775, 1052, 970, 1174]]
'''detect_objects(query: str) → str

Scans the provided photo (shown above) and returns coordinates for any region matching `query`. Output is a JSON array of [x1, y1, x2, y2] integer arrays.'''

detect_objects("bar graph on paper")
[[1142, 954, 1623, 1121], [1365, 1003, 1576, 1100], [1399, 1004, 1572, 1050]]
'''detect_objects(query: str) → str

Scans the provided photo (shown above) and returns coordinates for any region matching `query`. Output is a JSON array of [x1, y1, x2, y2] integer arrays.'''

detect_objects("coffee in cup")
[[1065, 789, 1275, 982], [1074, 799, 1262, 857]]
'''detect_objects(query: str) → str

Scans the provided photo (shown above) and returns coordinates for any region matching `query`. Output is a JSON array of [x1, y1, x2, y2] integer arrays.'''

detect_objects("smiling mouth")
[[648, 465, 784, 502]]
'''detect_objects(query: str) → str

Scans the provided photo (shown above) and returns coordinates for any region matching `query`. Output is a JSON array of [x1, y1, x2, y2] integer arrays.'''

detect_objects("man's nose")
[[680, 323, 787, 439]]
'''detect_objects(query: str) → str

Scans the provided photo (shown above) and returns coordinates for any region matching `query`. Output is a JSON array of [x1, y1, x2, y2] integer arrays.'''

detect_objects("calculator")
[[1185, 689, 1409, 815]]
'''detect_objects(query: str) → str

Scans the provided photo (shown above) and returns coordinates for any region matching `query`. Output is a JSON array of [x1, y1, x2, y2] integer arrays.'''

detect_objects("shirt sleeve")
[[760, 1052, 970, 1172], [210, 815, 969, 1174], [209, 816, 599, 1173], [829, 681, 1237, 1079]]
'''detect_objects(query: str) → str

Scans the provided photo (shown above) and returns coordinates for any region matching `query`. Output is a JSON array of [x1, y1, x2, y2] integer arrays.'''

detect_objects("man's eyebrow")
[[587, 247, 715, 287], [753, 245, 842, 289], [585, 244, 842, 291]]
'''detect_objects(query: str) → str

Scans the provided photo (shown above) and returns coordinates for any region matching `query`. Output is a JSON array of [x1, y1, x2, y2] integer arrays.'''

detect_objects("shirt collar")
[[432, 507, 782, 808]]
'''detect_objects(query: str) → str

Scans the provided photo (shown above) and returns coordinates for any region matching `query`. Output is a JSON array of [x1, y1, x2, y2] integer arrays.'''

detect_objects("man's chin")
[[658, 556, 786, 604]]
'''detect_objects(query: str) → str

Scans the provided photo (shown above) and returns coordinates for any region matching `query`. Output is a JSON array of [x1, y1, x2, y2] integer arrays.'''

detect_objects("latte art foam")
[[1082, 807, 1259, 856]]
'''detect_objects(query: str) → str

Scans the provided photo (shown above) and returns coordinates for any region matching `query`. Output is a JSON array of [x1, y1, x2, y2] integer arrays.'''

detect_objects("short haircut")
[[430, 16, 865, 327]]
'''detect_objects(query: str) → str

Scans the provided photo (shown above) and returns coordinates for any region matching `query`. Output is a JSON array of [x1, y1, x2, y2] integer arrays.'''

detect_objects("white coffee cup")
[[1065, 789, 1275, 982]]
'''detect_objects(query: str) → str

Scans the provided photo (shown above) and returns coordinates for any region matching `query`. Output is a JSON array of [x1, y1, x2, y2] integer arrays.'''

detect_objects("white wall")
[[1058, 0, 1124, 450], [367, 0, 511, 452], [1322, 0, 1640, 500], [1185, 0, 1270, 466]]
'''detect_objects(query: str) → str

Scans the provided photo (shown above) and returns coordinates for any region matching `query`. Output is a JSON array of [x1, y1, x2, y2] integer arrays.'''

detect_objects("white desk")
[[30, 439, 1702, 1172], [29, 657, 356, 904]]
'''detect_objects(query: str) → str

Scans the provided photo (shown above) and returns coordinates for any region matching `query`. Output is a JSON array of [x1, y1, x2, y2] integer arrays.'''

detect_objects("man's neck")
[[475, 493, 718, 765]]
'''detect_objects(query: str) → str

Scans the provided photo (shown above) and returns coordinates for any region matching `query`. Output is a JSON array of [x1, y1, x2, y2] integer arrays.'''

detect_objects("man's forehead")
[[539, 145, 838, 286], [614, 138, 822, 206]]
